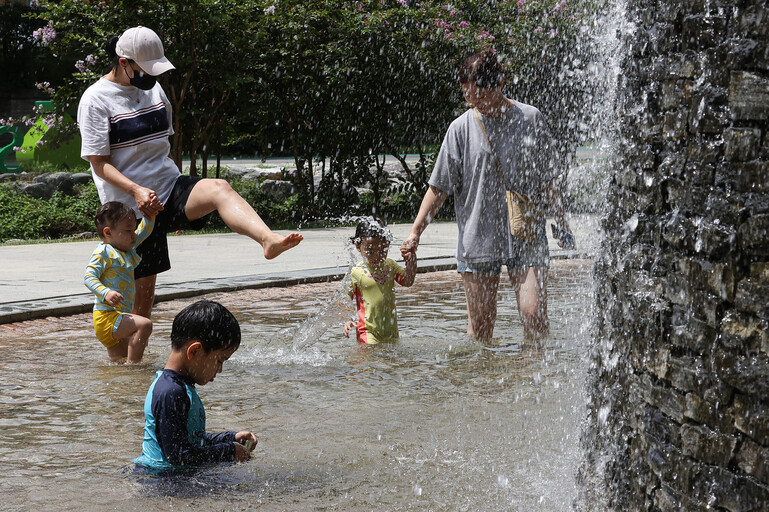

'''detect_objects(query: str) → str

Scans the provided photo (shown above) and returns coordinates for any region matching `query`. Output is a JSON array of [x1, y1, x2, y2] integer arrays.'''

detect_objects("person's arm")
[[86, 155, 164, 219], [402, 185, 448, 250], [398, 247, 417, 287], [84, 248, 123, 307], [134, 216, 155, 248], [154, 388, 236, 466]]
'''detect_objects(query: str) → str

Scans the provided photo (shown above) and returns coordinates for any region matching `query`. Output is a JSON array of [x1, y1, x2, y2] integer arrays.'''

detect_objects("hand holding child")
[[400, 237, 418, 257], [104, 290, 124, 307], [343, 320, 355, 338]]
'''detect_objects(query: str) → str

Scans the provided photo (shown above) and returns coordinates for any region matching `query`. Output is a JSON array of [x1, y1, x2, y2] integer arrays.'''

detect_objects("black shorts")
[[134, 175, 211, 279]]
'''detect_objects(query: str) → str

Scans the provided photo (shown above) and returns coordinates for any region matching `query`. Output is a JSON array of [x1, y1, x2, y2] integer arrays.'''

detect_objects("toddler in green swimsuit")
[[343, 218, 417, 344]]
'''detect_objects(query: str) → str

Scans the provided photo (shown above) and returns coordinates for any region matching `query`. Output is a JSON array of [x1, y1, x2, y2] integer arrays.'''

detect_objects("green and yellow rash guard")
[[83, 217, 154, 312], [348, 258, 406, 344]]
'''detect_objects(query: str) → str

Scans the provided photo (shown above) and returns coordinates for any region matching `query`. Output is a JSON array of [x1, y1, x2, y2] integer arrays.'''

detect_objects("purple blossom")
[[264, 4, 276, 14], [458, 20, 469, 28], [35, 81, 55, 95], [534, 26, 544, 33], [477, 30, 495, 40], [32, 22, 56, 45], [397, 0, 408, 6]]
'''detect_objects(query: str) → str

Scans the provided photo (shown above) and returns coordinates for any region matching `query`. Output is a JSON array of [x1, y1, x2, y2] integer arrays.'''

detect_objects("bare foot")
[[263, 232, 303, 259]]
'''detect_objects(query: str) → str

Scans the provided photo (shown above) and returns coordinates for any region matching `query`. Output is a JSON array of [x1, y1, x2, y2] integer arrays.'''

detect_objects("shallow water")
[[0, 261, 592, 511]]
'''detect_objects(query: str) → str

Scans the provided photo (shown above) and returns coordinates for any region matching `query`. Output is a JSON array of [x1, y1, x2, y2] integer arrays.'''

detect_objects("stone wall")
[[581, 1, 769, 510]]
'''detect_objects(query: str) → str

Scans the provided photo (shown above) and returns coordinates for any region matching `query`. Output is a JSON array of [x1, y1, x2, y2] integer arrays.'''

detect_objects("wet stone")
[[750, 262, 769, 283], [729, 71, 769, 120], [734, 393, 769, 446], [642, 373, 687, 423], [720, 311, 768, 354], [724, 127, 762, 162], [688, 97, 730, 134], [681, 423, 737, 466], [669, 305, 716, 353], [720, 354, 769, 403], [734, 4, 769, 39], [685, 392, 736, 434], [738, 214, 769, 253], [737, 438, 769, 485], [734, 278, 769, 318], [716, 162, 769, 193]]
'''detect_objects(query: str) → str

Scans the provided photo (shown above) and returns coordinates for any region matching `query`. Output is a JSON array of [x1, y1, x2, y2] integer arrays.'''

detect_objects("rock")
[[33, 172, 75, 195], [71, 173, 92, 185], [260, 180, 294, 202], [729, 71, 769, 120], [723, 127, 762, 161], [20, 182, 54, 199]]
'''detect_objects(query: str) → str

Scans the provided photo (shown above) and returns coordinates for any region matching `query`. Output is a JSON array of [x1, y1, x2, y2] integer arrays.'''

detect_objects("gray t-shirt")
[[428, 101, 561, 263]]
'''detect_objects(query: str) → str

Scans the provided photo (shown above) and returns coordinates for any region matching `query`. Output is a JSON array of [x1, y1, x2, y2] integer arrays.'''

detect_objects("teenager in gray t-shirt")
[[403, 50, 574, 341]]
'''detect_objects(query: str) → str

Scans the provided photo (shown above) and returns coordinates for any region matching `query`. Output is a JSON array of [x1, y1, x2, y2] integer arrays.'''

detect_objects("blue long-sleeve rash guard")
[[133, 369, 236, 471]]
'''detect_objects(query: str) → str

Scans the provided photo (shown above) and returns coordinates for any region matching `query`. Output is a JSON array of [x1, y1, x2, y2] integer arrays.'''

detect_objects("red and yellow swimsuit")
[[348, 258, 406, 344]]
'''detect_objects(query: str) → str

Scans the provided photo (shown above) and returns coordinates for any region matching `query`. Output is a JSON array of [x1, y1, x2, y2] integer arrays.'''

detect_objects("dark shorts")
[[134, 175, 210, 279]]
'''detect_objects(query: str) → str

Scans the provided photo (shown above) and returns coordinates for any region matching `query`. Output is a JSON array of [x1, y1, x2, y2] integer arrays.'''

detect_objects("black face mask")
[[124, 65, 156, 90]]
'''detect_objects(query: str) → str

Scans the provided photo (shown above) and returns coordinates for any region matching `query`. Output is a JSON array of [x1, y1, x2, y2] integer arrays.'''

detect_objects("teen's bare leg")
[[107, 313, 153, 363], [461, 272, 500, 341], [509, 266, 549, 338], [184, 179, 302, 259]]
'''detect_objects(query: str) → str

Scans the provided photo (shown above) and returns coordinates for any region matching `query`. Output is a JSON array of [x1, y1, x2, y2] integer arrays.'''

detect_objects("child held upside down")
[[133, 300, 257, 472], [83, 201, 154, 363], [343, 218, 417, 344]]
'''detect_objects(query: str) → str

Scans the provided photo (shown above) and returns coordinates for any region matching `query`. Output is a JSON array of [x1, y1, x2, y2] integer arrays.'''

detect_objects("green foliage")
[[24, 0, 598, 226], [0, 182, 100, 242], [0, 3, 72, 95]]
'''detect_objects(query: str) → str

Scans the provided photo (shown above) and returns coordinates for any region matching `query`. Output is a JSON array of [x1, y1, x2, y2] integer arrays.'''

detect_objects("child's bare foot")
[[263, 232, 303, 259]]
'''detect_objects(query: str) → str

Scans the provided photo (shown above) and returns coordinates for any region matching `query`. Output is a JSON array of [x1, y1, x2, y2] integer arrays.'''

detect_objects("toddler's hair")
[[170, 300, 241, 352], [458, 49, 505, 88], [95, 201, 136, 238], [351, 217, 390, 244]]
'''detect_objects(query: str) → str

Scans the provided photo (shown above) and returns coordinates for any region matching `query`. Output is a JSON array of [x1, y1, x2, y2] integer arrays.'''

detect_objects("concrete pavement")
[[0, 214, 601, 323]]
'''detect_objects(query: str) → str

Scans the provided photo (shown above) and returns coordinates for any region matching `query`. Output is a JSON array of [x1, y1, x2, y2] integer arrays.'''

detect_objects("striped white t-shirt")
[[78, 77, 181, 215]]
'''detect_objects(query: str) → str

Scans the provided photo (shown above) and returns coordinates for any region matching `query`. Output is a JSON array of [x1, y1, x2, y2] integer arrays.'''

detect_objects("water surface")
[[0, 262, 592, 511]]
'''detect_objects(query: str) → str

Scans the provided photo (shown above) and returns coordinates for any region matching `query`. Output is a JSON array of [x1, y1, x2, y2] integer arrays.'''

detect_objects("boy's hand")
[[343, 320, 355, 338], [104, 290, 123, 307], [234, 442, 251, 462], [235, 431, 257, 449], [234, 431, 257, 462]]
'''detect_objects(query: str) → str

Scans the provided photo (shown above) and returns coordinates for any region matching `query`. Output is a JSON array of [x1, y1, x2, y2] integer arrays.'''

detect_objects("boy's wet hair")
[[458, 49, 505, 88], [95, 201, 136, 238], [170, 300, 241, 352], [351, 217, 391, 244]]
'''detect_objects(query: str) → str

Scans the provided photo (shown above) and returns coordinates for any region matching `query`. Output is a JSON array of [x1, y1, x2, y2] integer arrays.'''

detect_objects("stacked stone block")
[[582, 1, 769, 510]]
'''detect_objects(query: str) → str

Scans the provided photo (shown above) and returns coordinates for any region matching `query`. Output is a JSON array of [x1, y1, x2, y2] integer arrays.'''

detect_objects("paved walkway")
[[0, 215, 601, 323]]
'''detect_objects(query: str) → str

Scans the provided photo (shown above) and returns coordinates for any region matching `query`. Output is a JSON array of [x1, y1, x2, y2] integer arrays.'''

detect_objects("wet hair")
[[458, 49, 505, 88], [106, 35, 133, 71], [95, 201, 136, 239], [351, 217, 390, 244], [170, 300, 242, 352]]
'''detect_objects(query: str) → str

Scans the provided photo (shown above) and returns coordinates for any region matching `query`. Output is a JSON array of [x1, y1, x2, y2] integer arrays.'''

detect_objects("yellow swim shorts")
[[92, 310, 124, 348]]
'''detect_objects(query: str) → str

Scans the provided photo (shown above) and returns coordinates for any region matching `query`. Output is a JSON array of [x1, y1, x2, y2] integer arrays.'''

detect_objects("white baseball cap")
[[115, 26, 175, 76]]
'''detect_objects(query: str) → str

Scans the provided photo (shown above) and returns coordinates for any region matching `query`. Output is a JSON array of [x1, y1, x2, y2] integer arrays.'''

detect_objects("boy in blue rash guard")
[[133, 300, 257, 472]]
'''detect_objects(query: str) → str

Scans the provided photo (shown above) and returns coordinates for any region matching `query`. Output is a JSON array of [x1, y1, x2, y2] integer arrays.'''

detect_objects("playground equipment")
[[1, 101, 82, 174]]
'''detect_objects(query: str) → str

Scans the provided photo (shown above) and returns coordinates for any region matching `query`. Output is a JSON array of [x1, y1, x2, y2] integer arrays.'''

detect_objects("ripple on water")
[[0, 263, 593, 511]]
